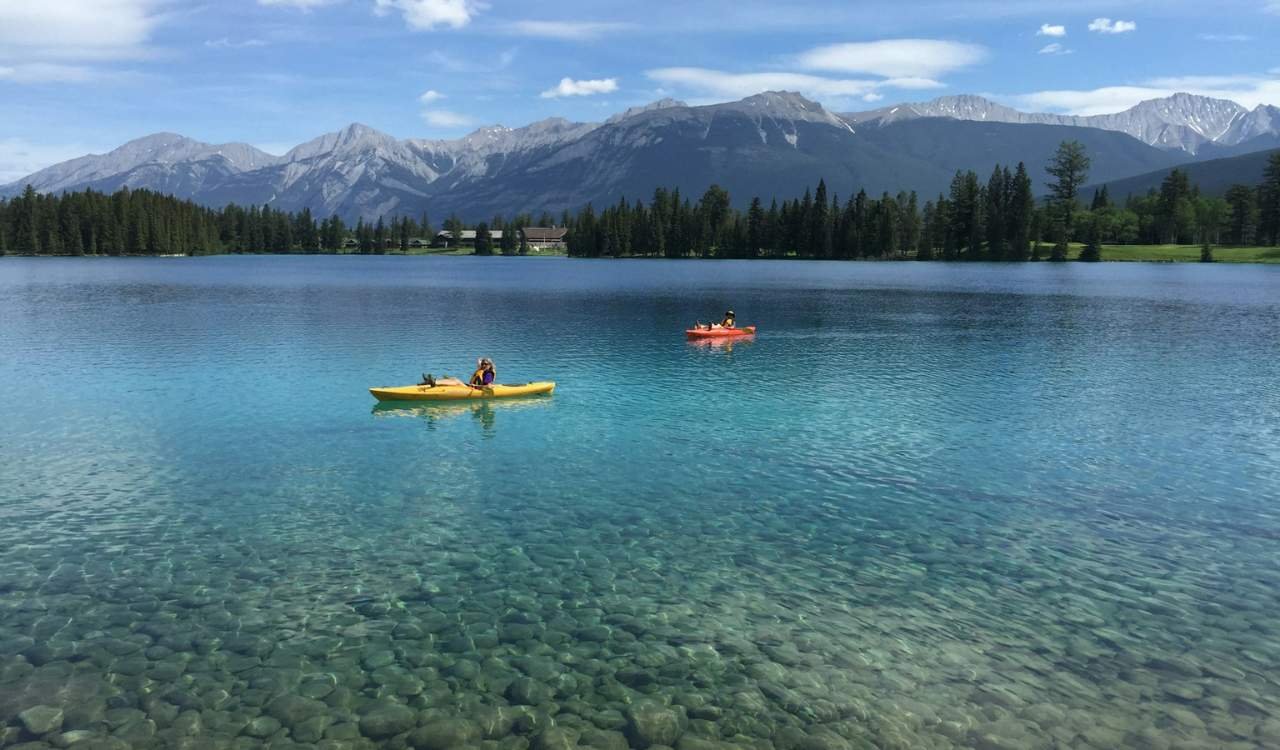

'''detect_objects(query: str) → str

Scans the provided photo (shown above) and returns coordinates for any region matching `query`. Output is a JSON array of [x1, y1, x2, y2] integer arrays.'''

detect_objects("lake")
[[1, 255, 1278, 750]]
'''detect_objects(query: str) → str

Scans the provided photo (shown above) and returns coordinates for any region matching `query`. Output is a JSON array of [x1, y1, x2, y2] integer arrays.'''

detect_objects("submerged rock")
[[19, 705, 64, 735], [507, 677, 553, 706], [409, 718, 482, 749], [267, 694, 329, 729], [359, 702, 417, 739], [625, 703, 684, 747], [244, 715, 283, 738]]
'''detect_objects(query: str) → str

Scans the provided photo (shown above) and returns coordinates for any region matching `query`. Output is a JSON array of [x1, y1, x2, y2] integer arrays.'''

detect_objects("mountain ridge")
[[843, 93, 1278, 153], [2, 91, 1273, 222], [1087, 147, 1280, 199]]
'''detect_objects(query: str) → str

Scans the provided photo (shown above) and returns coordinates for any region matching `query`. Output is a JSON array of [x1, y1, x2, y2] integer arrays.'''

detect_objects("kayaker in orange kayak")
[[695, 310, 736, 331]]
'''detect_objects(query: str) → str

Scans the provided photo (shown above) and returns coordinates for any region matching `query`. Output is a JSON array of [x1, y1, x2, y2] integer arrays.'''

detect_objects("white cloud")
[[882, 77, 946, 90], [539, 77, 619, 98], [1088, 18, 1137, 34], [0, 63, 107, 84], [205, 38, 268, 49], [647, 68, 881, 101], [1038, 43, 1073, 56], [257, 0, 340, 7], [1018, 86, 1166, 115], [417, 88, 471, 128], [1037, 24, 1066, 37], [0, 0, 161, 61], [420, 109, 475, 128], [1016, 74, 1280, 115], [506, 20, 630, 40], [1266, 1, 1280, 14], [862, 92, 884, 103], [0, 138, 96, 184], [795, 39, 987, 79], [426, 48, 515, 74], [374, 0, 480, 30]]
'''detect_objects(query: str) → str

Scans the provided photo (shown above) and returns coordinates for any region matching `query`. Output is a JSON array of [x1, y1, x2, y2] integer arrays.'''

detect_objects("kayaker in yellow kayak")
[[420, 358, 496, 389], [695, 310, 736, 331], [471, 358, 496, 387]]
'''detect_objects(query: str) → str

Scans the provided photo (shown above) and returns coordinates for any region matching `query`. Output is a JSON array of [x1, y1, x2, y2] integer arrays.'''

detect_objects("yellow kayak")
[[369, 381, 555, 402]]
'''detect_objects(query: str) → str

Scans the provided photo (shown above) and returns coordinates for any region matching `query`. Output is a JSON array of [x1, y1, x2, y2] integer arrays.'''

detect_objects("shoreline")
[[4, 250, 1278, 265]]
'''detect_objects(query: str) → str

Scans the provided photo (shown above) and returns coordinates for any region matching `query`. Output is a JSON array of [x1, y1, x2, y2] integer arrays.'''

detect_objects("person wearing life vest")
[[695, 310, 736, 331], [418, 358, 495, 388], [469, 358, 496, 388]]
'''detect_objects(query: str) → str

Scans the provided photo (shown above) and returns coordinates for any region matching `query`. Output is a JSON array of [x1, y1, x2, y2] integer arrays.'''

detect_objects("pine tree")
[[474, 222, 492, 255], [985, 165, 1008, 260], [853, 190, 869, 258], [500, 218, 518, 255], [746, 197, 764, 258], [1223, 184, 1258, 246], [918, 201, 936, 260], [1008, 163, 1034, 261], [1156, 169, 1194, 244], [1045, 141, 1091, 261], [14, 186, 39, 253], [810, 180, 832, 258], [902, 192, 921, 257], [1079, 216, 1102, 262], [949, 170, 984, 259], [1259, 152, 1280, 246]]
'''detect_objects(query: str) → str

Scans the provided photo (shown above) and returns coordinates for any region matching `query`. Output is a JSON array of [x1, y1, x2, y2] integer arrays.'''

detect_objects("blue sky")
[[2, 0, 1280, 181]]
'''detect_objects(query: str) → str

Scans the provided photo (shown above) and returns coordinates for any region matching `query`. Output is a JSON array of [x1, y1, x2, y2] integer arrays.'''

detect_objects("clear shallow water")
[[1, 256, 1278, 750]]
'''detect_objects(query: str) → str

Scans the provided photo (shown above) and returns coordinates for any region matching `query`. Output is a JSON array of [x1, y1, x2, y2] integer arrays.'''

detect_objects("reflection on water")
[[1, 256, 1278, 750], [686, 336, 755, 353], [372, 397, 555, 435]]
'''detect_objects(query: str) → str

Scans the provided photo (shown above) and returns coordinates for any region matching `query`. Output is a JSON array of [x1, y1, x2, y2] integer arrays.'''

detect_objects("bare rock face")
[[845, 92, 1271, 153]]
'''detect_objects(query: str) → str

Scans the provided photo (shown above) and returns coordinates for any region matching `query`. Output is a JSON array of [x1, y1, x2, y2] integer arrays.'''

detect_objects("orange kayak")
[[686, 325, 757, 339]]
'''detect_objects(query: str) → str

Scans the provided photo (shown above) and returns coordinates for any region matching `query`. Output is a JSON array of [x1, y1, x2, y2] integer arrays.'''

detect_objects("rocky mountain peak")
[[716, 91, 851, 131], [285, 123, 401, 161], [734, 91, 822, 113], [1124, 94, 1245, 139], [606, 98, 688, 124]]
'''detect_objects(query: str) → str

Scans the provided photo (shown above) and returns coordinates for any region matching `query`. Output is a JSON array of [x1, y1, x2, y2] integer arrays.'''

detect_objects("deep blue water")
[[1, 256, 1278, 750]]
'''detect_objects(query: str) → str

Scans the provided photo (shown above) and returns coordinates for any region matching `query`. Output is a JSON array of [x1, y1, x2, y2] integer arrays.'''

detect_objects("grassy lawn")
[[1057, 243, 1280, 263]]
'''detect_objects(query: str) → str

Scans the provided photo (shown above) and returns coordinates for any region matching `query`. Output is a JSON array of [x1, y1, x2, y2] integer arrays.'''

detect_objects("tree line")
[[564, 146, 1280, 261], [0, 185, 439, 256], [3, 145, 1279, 259]]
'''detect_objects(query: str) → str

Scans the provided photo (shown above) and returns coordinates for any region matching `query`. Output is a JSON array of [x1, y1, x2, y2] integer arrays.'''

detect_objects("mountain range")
[[4, 92, 1279, 222], [845, 93, 1280, 154]]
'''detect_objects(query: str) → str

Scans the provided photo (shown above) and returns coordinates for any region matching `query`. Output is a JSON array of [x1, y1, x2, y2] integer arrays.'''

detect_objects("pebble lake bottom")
[[0, 256, 1278, 750]]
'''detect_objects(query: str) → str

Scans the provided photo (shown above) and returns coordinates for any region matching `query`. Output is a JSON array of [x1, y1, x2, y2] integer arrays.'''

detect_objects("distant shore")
[[4, 244, 1278, 264]]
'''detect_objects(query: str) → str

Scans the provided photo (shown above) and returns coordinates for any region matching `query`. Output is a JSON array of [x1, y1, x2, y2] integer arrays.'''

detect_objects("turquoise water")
[[1, 256, 1279, 750]]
